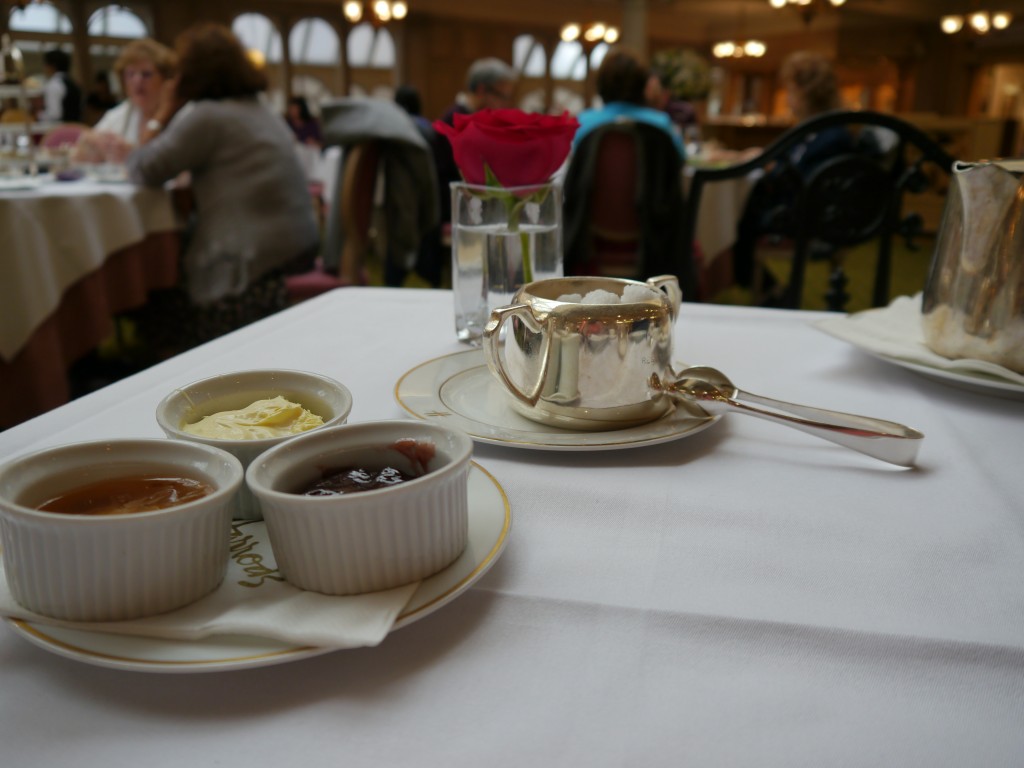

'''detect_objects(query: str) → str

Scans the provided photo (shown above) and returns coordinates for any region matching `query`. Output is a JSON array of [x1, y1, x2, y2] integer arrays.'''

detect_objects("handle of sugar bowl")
[[483, 303, 550, 408], [646, 275, 682, 319]]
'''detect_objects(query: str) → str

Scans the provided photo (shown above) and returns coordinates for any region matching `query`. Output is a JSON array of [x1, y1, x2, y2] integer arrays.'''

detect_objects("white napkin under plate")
[[815, 293, 1024, 386], [0, 520, 420, 649]]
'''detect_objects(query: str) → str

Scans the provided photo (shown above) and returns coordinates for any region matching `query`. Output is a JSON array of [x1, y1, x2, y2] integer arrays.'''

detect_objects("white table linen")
[[684, 165, 759, 262], [0, 177, 176, 360], [1, 289, 1022, 767]]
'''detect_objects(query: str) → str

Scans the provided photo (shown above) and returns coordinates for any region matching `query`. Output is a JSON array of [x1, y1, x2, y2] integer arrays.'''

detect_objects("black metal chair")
[[680, 110, 956, 311]]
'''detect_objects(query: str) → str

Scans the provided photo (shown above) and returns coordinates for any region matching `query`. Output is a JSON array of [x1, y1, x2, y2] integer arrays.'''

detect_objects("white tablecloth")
[[0, 177, 177, 361], [1, 289, 1022, 767], [684, 165, 759, 262]]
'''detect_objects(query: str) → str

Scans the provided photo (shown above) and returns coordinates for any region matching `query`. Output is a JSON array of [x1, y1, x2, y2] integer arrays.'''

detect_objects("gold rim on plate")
[[395, 348, 719, 451], [5, 462, 511, 673]]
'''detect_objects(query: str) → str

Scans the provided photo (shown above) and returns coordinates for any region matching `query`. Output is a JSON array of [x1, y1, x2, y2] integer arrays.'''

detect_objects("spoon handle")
[[721, 388, 923, 467]]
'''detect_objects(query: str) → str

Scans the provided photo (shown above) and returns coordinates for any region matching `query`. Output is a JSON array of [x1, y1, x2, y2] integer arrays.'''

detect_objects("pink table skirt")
[[0, 231, 179, 429]]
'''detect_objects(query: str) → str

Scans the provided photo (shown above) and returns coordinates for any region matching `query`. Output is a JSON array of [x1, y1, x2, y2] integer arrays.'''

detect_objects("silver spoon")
[[651, 366, 923, 467]]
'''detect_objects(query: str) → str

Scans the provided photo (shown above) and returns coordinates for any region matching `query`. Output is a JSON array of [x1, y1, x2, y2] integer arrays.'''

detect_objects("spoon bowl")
[[653, 366, 924, 467]]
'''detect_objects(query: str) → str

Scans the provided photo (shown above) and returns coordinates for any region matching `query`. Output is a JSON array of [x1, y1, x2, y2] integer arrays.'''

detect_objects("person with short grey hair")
[[465, 57, 517, 101]]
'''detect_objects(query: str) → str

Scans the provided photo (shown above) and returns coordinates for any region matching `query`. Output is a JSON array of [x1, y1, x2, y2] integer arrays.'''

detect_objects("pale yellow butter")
[[183, 396, 324, 440]]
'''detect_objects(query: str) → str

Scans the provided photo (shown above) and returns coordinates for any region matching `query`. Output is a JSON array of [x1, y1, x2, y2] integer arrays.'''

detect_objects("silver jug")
[[483, 275, 682, 430], [922, 160, 1024, 373]]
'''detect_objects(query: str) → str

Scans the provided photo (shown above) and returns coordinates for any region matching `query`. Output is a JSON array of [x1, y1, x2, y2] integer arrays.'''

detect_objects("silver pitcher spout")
[[921, 160, 1024, 373]]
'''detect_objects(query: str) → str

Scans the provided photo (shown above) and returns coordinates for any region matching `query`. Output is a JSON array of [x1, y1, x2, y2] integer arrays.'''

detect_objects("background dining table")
[[0, 173, 179, 428], [1, 287, 1022, 767]]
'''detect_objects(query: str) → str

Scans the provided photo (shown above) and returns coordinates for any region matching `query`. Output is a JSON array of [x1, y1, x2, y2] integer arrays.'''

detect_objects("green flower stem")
[[482, 166, 555, 288], [520, 230, 532, 283], [500, 195, 533, 284]]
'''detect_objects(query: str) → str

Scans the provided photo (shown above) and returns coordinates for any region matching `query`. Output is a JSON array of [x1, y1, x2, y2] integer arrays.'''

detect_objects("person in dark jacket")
[[732, 51, 853, 298], [39, 48, 81, 122]]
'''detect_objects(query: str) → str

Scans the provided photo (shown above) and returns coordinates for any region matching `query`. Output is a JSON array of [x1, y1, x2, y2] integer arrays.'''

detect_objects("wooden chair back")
[[338, 141, 381, 285]]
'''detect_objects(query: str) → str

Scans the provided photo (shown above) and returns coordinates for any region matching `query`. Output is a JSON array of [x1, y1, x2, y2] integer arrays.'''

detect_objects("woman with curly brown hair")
[[126, 23, 318, 357]]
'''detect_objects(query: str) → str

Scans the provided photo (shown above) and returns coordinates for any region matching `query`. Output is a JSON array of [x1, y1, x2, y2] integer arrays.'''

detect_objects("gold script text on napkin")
[[183, 396, 324, 440]]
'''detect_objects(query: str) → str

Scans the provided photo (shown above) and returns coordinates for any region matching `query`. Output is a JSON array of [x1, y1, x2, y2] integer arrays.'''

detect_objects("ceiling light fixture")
[[342, 0, 408, 25], [560, 21, 619, 49], [940, 10, 1012, 35], [768, 0, 847, 25], [712, 40, 767, 59]]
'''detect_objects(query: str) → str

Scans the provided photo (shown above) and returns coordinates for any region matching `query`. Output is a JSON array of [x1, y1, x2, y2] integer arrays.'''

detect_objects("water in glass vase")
[[453, 221, 561, 344], [484, 222, 561, 308], [452, 223, 489, 345]]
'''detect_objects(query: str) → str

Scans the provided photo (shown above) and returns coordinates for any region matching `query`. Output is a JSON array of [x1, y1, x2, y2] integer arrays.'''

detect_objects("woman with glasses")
[[74, 38, 177, 162]]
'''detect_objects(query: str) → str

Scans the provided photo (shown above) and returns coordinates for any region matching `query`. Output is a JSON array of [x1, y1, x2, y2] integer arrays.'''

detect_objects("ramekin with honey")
[[0, 439, 243, 621]]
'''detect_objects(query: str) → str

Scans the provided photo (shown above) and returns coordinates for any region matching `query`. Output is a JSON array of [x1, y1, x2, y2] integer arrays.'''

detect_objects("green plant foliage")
[[652, 47, 711, 101]]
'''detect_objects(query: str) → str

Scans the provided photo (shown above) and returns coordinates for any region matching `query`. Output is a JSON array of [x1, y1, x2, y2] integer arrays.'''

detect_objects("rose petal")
[[435, 109, 579, 187]]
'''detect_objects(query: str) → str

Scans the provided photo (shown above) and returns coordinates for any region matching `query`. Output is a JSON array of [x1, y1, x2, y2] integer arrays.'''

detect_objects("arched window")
[[346, 23, 394, 69], [550, 40, 586, 82], [232, 14, 284, 112], [513, 34, 546, 78], [86, 5, 150, 62], [7, 0, 71, 82], [289, 19, 341, 104], [590, 43, 610, 72], [87, 6, 147, 38], [232, 13, 283, 64], [8, 1, 72, 35], [289, 17, 339, 65]]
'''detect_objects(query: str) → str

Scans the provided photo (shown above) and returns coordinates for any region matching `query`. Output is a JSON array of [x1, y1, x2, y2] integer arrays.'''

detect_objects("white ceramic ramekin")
[[0, 439, 243, 622], [156, 369, 353, 520], [246, 421, 472, 596]]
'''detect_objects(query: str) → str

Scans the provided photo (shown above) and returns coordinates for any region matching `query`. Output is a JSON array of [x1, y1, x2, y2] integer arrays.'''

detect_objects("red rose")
[[435, 109, 579, 187]]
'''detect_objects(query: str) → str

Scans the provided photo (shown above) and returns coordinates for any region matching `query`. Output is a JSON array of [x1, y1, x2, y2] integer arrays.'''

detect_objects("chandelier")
[[560, 22, 620, 50], [768, 0, 847, 25], [712, 40, 767, 59], [940, 11, 1013, 34], [342, 1, 408, 25]]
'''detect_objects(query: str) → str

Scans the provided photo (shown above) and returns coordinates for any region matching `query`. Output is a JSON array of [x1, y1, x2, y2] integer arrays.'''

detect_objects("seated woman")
[[74, 38, 177, 163], [573, 48, 685, 160], [563, 48, 690, 292], [284, 96, 322, 147], [125, 23, 319, 358], [732, 51, 854, 298]]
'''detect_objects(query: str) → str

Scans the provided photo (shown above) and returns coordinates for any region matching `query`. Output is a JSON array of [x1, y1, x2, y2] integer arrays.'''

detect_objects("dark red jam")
[[301, 466, 419, 497]]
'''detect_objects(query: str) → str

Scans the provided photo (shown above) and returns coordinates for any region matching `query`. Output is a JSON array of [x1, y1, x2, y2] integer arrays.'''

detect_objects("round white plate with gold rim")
[[5, 463, 510, 673], [395, 349, 719, 450]]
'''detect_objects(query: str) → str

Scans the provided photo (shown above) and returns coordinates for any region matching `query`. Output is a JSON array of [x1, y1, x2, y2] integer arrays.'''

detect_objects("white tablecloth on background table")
[[684, 164, 760, 263], [1, 289, 1022, 767], [0, 177, 177, 361]]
